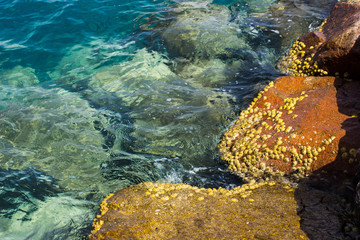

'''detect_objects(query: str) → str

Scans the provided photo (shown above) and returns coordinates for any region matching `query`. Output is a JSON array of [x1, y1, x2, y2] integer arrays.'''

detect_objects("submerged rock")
[[0, 86, 115, 194], [158, 1, 249, 59], [173, 58, 240, 88], [48, 40, 136, 89], [89, 49, 235, 162], [89, 48, 177, 106], [0, 65, 39, 87], [89, 181, 308, 239], [243, 0, 277, 13], [218, 76, 360, 180], [278, 1, 360, 78]]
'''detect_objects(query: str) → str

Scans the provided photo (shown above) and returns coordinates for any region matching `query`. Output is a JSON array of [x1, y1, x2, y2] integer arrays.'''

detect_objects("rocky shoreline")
[[88, 1, 360, 239]]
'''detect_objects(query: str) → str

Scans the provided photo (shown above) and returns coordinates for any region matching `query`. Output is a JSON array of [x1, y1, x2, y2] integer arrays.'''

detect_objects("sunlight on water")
[[0, 0, 337, 238]]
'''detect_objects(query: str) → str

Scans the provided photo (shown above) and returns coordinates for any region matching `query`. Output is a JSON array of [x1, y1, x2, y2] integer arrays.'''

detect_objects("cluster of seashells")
[[278, 40, 328, 77]]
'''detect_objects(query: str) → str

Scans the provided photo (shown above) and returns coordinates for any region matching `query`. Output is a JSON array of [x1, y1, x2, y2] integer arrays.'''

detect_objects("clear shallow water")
[[0, 0, 336, 239]]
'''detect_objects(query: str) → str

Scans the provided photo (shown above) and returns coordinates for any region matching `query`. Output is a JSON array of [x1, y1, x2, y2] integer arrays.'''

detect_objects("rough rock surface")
[[89, 181, 309, 240], [278, 1, 360, 78], [295, 178, 359, 240], [89, 181, 358, 239], [218, 76, 360, 180]]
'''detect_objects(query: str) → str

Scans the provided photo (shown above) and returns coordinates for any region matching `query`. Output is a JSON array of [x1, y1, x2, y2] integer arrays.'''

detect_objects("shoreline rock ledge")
[[89, 181, 309, 240]]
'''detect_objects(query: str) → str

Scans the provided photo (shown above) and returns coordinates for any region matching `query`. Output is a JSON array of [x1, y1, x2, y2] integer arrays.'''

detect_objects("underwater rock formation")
[[278, 1, 360, 78], [0, 65, 39, 87], [0, 86, 116, 194], [89, 181, 308, 240], [89, 49, 235, 162], [50, 1, 283, 164], [152, 0, 281, 79], [158, 1, 250, 59], [48, 41, 137, 89], [173, 58, 241, 88], [218, 76, 360, 180], [89, 48, 177, 106]]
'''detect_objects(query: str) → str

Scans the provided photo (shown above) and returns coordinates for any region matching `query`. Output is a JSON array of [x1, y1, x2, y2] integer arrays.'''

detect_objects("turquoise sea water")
[[0, 0, 336, 239]]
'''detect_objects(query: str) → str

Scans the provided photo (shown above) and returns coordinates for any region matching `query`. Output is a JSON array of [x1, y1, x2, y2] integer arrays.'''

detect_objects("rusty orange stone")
[[218, 76, 360, 179], [278, 2, 360, 78]]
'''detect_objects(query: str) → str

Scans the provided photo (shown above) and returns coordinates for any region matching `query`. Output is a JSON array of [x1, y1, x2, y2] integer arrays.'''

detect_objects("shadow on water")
[[294, 78, 360, 240]]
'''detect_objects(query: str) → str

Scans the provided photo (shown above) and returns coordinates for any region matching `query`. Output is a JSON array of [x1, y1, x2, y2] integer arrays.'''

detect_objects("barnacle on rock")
[[277, 39, 328, 77], [218, 77, 342, 181]]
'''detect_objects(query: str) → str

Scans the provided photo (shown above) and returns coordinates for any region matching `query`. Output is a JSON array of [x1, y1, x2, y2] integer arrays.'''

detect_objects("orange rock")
[[218, 76, 360, 180], [317, 2, 360, 77], [278, 2, 360, 78]]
